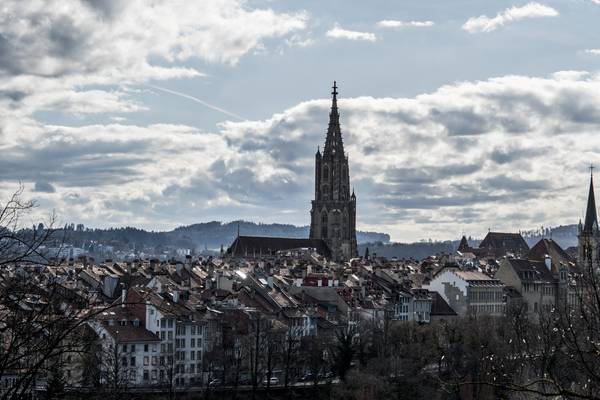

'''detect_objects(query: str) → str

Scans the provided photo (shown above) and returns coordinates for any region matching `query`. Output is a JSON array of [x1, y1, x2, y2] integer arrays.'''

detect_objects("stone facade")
[[496, 257, 570, 319], [309, 82, 357, 261], [428, 268, 505, 317]]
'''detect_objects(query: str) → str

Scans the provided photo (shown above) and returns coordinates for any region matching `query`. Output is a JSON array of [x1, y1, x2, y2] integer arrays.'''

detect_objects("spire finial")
[[591, 163, 595, 177], [332, 81, 338, 97]]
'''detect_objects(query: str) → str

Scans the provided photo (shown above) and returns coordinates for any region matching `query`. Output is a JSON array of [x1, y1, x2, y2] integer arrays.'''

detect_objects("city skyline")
[[2, 1, 600, 241]]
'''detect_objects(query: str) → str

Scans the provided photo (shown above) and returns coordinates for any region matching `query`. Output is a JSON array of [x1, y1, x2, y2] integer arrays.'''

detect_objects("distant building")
[[429, 291, 458, 322], [496, 256, 572, 318], [478, 231, 530, 258], [225, 82, 358, 263], [458, 232, 529, 258], [309, 82, 358, 262], [227, 235, 331, 259], [428, 268, 505, 317]]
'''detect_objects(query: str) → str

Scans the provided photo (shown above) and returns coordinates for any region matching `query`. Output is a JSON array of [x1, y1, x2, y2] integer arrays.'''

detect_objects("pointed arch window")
[[321, 213, 328, 238]]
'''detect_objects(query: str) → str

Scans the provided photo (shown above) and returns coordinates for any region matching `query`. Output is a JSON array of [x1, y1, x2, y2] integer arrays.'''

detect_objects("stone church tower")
[[578, 169, 600, 272], [310, 82, 357, 261]]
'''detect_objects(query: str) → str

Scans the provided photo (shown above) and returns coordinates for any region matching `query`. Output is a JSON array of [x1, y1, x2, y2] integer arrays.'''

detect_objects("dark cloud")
[[384, 163, 482, 184], [81, 0, 124, 19], [0, 135, 152, 187], [0, 90, 27, 102], [490, 146, 548, 164], [430, 108, 490, 136], [33, 181, 55, 193], [483, 175, 550, 192], [214, 165, 308, 205], [381, 192, 506, 210]]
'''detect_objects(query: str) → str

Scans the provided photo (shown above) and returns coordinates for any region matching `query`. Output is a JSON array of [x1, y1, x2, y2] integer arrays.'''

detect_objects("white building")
[[427, 268, 505, 317]]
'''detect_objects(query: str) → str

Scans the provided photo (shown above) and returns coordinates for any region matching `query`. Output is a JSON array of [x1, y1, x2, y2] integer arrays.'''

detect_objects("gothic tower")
[[310, 82, 357, 261], [578, 168, 600, 272]]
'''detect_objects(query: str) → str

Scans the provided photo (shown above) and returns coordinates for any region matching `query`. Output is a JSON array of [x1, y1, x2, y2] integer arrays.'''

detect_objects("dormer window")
[[133, 319, 140, 327], [120, 319, 127, 326]]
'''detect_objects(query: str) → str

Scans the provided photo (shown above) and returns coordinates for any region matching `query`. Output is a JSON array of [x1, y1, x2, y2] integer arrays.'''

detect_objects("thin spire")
[[324, 81, 345, 157], [583, 168, 598, 233]]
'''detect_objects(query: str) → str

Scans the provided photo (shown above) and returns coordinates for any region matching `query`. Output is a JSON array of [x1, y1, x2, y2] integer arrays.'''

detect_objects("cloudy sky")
[[2, 0, 600, 242]]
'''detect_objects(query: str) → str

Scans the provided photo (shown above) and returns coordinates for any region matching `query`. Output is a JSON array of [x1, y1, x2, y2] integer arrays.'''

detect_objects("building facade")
[[428, 268, 505, 317], [309, 82, 357, 261], [496, 257, 571, 319]]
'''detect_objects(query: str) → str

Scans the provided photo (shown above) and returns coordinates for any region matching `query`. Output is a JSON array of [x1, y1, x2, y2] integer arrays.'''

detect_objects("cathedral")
[[228, 82, 357, 262], [578, 169, 600, 272], [309, 82, 358, 261]]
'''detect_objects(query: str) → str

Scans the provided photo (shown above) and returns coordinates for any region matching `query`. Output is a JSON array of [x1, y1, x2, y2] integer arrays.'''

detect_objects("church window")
[[321, 213, 328, 238], [323, 166, 329, 181], [322, 184, 329, 200]]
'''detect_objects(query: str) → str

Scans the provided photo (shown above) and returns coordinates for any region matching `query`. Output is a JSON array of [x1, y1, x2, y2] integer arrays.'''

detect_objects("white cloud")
[[215, 71, 600, 240], [5, 70, 598, 241], [585, 49, 600, 55], [377, 20, 434, 28], [0, 0, 308, 116], [326, 24, 377, 41], [462, 2, 558, 33]]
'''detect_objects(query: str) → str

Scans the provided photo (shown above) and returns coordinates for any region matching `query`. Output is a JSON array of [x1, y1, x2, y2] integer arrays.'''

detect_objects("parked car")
[[208, 378, 222, 387], [238, 377, 252, 385], [322, 371, 335, 379], [299, 373, 314, 382], [262, 376, 279, 385]]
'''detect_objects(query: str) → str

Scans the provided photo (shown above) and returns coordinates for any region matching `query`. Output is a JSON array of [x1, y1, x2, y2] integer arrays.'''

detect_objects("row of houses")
[[0, 228, 582, 394]]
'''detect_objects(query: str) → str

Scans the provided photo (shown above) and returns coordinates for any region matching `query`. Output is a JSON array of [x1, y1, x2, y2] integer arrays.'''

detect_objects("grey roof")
[[479, 232, 529, 254], [227, 236, 331, 258], [505, 258, 555, 283]]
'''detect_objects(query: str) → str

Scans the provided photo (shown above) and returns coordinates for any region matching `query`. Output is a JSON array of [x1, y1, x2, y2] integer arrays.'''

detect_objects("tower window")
[[322, 184, 329, 200], [321, 213, 328, 238]]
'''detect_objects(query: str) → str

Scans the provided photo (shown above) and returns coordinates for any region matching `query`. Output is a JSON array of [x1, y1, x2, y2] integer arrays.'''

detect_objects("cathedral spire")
[[583, 165, 598, 233], [324, 81, 344, 157]]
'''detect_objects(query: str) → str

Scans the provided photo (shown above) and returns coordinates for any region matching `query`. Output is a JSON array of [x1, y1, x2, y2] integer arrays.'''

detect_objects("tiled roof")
[[102, 323, 160, 343], [479, 232, 529, 254], [527, 239, 575, 272], [505, 258, 555, 283]]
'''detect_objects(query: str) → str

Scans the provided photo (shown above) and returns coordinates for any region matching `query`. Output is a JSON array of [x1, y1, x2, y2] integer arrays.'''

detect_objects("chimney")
[[121, 288, 127, 308], [267, 276, 274, 288], [544, 255, 552, 271]]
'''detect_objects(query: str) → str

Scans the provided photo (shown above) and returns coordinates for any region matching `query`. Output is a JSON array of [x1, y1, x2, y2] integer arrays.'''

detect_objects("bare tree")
[[0, 184, 58, 266]]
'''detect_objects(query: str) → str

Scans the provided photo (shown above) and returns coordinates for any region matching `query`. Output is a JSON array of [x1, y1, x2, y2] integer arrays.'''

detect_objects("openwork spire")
[[584, 165, 598, 233], [324, 81, 344, 157]]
